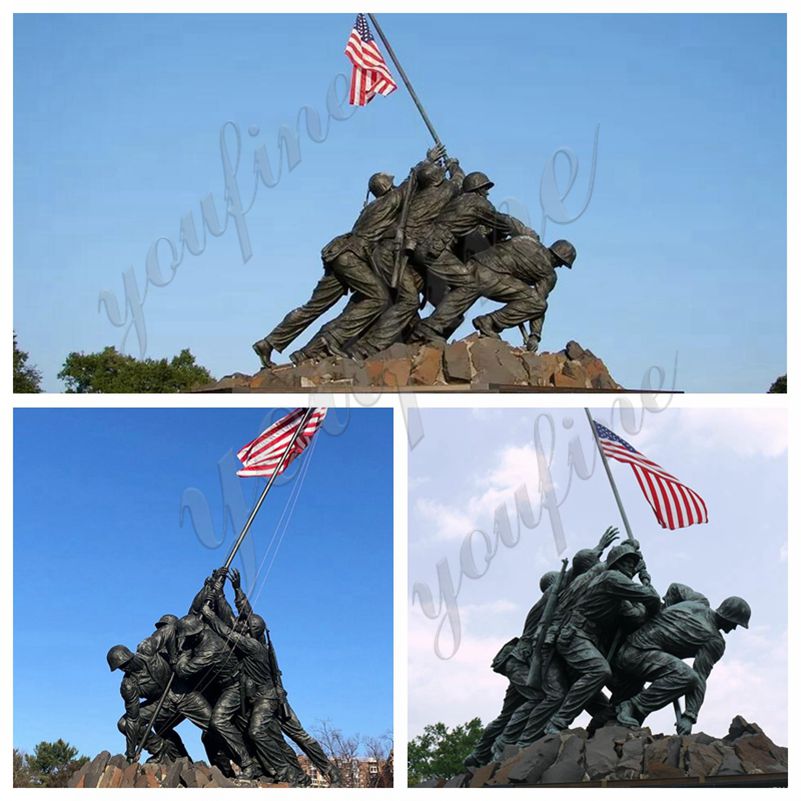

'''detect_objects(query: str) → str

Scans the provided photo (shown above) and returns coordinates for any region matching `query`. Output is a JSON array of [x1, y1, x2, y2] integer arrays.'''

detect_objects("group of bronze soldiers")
[[252, 145, 576, 368], [465, 528, 751, 767], [107, 567, 340, 786]]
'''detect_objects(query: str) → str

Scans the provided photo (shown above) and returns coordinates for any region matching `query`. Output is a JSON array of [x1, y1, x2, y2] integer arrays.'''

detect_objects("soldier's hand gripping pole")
[[132, 408, 317, 762], [526, 558, 569, 689]]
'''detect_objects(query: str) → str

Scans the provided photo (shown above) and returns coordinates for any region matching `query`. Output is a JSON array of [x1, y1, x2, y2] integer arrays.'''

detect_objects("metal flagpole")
[[583, 408, 682, 726], [132, 408, 316, 761], [367, 13, 446, 153]]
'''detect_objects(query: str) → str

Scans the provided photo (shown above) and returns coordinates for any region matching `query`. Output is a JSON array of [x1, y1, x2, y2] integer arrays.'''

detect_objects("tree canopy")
[[58, 346, 213, 393], [408, 718, 483, 786], [768, 374, 787, 393], [13, 333, 42, 392], [13, 740, 88, 787]]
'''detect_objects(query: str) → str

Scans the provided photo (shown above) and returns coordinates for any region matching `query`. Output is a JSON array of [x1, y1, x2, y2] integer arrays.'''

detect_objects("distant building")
[[296, 754, 392, 788]]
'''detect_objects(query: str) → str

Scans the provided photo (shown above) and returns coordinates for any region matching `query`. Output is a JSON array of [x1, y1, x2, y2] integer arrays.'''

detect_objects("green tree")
[[768, 374, 786, 393], [16, 740, 88, 787], [408, 718, 483, 786], [58, 346, 213, 393], [13, 333, 42, 393]]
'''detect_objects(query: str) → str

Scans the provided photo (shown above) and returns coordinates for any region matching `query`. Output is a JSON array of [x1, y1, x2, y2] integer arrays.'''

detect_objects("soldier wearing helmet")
[[485, 527, 621, 759], [614, 586, 750, 734], [252, 146, 445, 367], [464, 528, 620, 767], [417, 231, 575, 353], [136, 613, 180, 662], [351, 146, 465, 358], [107, 642, 211, 763], [172, 611, 260, 778], [541, 538, 660, 735], [222, 568, 341, 786]]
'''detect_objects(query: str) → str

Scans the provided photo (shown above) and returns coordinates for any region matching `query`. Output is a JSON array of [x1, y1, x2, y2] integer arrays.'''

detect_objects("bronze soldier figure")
[[614, 584, 750, 734]]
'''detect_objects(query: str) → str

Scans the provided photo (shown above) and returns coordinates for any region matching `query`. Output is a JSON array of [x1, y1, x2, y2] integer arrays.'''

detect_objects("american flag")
[[593, 420, 708, 530], [237, 408, 327, 478], [344, 13, 398, 106]]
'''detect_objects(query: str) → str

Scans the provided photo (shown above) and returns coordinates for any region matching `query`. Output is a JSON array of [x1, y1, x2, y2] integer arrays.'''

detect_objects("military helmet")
[[248, 614, 267, 640], [107, 644, 135, 672], [539, 571, 560, 593], [572, 548, 599, 576], [177, 614, 204, 638], [417, 161, 445, 188], [606, 541, 640, 569], [715, 597, 751, 629], [462, 171, 494, 193], [155, 613, 178, 629], [549, 239, 576, 268], [368, 172, 394, 198]]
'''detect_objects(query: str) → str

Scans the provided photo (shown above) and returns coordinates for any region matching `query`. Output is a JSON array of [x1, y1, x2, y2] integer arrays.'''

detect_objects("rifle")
[[526, 558, 569, 690], [266, 629, 291, 721], [390, 169, 417, 290]]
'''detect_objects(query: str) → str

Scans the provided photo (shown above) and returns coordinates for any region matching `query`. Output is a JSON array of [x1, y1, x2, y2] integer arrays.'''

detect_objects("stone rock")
[[121, 760, 140, 787], [410, 345, 444, 385], [685, 741, 723, 777], [180, 762, 199, 787], [467, 762, 498, 787], [644, 735, 684, 779], [98, 765, 124, 788], [488, 735, 561, 785], [614, 735, 645, 780], [724, 716, 765, 742], [733, 732, 788, 773], [201, 338, 622, 392], [469, 337, 527, 386], [540, 734, 585, 784], [585, 724, 633, 780], [443, 773, 469, 787], [416, 777, 446, 787], [208, 765, 236, 788], [443, 339, 473, 383], [713, 743, 746, 776], [565, 340, 587, 361], [83, 751, 111, 788]]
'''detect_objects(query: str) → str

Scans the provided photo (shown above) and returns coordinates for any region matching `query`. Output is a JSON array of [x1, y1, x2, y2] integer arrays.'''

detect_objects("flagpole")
[[583, 408, 683, 727], [132, 407, 316, 761], [367, 13, 445, 152], [584, 408, 635, 542], [222, 406, 316, 571]]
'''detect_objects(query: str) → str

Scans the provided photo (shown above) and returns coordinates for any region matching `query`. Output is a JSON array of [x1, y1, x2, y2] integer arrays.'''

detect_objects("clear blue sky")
[[14, 13, 786, 391], [14, 407, 393, 757]]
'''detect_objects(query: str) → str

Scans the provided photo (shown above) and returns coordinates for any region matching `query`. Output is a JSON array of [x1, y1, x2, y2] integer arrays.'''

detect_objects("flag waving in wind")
[[345, 13, 398, 106], [237, 408, 327, 478], [592, 420, 708, 530]]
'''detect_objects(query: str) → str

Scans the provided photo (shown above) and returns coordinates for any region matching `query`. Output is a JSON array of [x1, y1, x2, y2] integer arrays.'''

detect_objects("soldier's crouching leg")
[[279, 703, 334, 775], [620, 647, 699, 721], [248, 695, 298, 782]]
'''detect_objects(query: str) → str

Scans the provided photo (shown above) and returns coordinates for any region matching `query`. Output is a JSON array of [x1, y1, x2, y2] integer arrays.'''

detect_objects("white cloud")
[[632, 409, 787, 460], [413, 444, 548, 544]]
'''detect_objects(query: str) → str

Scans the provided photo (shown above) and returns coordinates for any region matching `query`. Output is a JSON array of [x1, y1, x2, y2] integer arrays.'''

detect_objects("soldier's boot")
[[325, 765, 342, 786], [320, 335, 350, 360], [252, 339, 276, 368], [463, 753, 481, 769], [615, 699, 644, 728], [543, 722, 562, 736], [525, 334, 541, 353], [240, 761, 263, 780], [472, 314, 501, 339]]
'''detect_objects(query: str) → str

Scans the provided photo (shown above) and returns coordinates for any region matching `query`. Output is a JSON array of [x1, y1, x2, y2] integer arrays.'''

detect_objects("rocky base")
[[201, 338, 622, 392], [419, 717, 787, 788], [68, 753, 292, 788]]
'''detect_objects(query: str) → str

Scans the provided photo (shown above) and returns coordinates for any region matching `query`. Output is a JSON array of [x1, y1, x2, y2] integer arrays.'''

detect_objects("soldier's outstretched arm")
[[228, 568, 255, 618], [685, 637, 726, 723], [594, 526, 620, 556]]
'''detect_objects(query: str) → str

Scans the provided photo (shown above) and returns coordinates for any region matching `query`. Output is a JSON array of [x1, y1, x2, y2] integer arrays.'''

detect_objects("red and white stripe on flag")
[[236, 408, 327, 478], [344, 13, 398, 106], [594, 420, 708, 530]]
